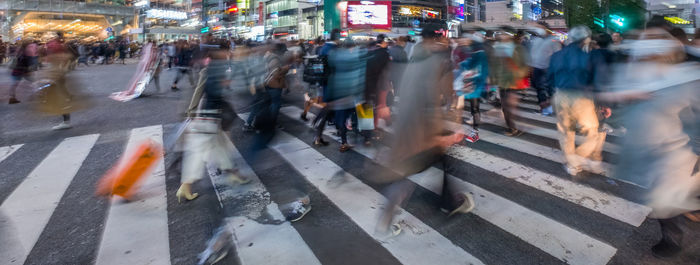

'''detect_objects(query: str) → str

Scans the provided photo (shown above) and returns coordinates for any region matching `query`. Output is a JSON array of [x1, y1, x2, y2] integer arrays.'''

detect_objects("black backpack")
[[303, 56, 328, 84]]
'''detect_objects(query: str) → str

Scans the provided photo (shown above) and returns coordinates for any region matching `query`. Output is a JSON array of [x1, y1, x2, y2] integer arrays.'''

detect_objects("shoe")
[[541, 106, 554, 116], [339, 143, 353, 152], [504, 129, 523, 137], [581, 159, 605, 175], [313, 137, 329, 146], [197, 226, 232, 265], [651, 231, 683, 259], [52, 122, 72, 130], [171, 85, 180, 91], [284, 201, 311, 222], [300, 113, 309, 121], [448, 192, 476, 217], [8, 97, 20, 104], [242, 124, 255, 132], [563, 164, 582, 176], [175, 184, 199, 203], [465, 130, 479, 143]]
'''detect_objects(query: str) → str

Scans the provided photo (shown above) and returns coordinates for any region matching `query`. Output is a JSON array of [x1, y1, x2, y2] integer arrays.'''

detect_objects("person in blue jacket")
[[455, 32, 489, 143]]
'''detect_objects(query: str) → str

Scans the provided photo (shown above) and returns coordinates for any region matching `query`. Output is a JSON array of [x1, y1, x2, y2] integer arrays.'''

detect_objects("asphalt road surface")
[[0, 61, 698, 265]]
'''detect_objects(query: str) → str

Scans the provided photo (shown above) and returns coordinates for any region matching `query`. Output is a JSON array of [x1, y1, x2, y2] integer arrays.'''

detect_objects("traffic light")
[[609, 14, 625, 28]]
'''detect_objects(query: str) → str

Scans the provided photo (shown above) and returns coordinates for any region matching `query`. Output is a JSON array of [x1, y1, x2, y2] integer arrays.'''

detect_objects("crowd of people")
[[2, 13, 698, 261]]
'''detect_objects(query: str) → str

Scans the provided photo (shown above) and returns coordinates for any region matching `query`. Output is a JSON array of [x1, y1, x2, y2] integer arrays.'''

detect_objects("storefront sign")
[[146, 9, 188, 20], [346, 1, 391, 30]]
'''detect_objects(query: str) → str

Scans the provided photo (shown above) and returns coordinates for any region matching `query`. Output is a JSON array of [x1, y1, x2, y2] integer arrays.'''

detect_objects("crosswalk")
[[0, 91, 663, 265]]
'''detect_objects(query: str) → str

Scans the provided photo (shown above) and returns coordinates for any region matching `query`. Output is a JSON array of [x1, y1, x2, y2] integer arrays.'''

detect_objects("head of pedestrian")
[[376, 34, 389, 48], [273, 42, 287, 55], [533, 22, 551, 38], [594, 33, 613, 49], [331, 29, 342, 42], [496, 26, 516, 43], [567, 25, 592, 48]]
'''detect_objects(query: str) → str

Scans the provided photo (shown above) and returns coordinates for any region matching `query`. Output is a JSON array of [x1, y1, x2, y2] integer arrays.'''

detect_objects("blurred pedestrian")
[[376, 24, 474, 236], [491, 27, 530, 136], [8, 40, 33, 104], [547, 26, 603, 176], [601, 27, 699, 258], [528, 22, 561, 115]]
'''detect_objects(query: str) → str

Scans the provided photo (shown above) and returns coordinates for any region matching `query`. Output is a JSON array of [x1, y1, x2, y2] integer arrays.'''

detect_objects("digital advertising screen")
[[346, 1, 392, 30]]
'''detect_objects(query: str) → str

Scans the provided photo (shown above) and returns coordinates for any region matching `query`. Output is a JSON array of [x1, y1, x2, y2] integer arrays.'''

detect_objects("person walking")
[[376, 24, 474, 236], [8, 40, 33, 104], [492, 27, 530, 137], [171, 40, 194, 91], [547, 26, 603, 176], [529, 22, 561, 116], [455, 32, 489, 143]]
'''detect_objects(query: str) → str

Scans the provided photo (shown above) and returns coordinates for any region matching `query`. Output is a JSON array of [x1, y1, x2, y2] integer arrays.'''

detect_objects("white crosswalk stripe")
[[267, 130, 486, 265], [0, 135, 99, 265], [95, 125, 171, 265], [0, 93, 656, 265], [209, 134, 322, 265], [0, 144, 23, 164], [279, 106, 624, 265]]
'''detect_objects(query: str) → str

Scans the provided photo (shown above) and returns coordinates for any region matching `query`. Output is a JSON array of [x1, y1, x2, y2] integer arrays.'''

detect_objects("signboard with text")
[[346, 1, 392, 30]]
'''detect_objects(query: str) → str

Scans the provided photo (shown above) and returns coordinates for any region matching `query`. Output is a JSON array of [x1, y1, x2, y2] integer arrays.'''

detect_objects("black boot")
[[651, 217, 683, 259]]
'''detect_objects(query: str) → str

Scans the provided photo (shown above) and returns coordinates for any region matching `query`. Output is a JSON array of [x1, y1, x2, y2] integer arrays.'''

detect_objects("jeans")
[[553, 90, 606, 168], [267, 87, 283, 126], [334, 108, 353, 144]]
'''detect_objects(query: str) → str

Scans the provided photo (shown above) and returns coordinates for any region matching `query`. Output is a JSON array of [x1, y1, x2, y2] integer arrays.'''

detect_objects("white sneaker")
[[52, 122, 72, 130], [582, 159, 605, 175], [564, 164, 582, 176]]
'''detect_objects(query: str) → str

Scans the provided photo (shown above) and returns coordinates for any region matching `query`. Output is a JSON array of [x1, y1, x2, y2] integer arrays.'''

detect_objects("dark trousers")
[[466, 97, 480, 130], [532, 68, 553, 108], [246, 87, 282, 127], [168, 56, 175, 68], [334, 108, 353, 144], [499, 88, 520, 131], [381, 150, 462, 226]]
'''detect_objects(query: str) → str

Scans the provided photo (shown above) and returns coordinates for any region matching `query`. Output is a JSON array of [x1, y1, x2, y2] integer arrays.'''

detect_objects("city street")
[[0, 62, 698, 265]]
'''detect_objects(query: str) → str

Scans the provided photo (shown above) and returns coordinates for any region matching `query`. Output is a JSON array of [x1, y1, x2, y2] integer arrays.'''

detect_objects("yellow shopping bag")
[[356, 103, 375, 131]]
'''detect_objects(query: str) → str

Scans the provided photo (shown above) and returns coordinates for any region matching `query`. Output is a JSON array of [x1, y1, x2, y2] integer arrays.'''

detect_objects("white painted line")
[[481, 104, 558, 124], [477, 108, 620, 153], [0, 144, 23, 164], [208, 136, 322, 265], [446, 145, 650, 227], [279, 106, 619, 264], [95, 125, 171, 265], [267, 130, 485, 265], [0, 135, 99, 265], [445, 120, 617, 178]]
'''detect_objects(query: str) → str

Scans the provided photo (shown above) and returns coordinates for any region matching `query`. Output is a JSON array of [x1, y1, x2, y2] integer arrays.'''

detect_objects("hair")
[[568, 25, 591, 43], [421, 23, 443, 39], [330, 29, 341, 41], [594, 33, 612, 48], [669, 27, 689, 44]]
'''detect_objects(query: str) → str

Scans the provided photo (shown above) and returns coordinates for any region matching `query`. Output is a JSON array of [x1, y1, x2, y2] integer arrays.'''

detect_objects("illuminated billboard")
[[346, 1, 392, 30]]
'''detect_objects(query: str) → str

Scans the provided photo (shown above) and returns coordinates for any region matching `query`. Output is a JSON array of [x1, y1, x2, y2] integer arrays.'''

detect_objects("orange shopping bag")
[[96, 139, 163, 199]]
